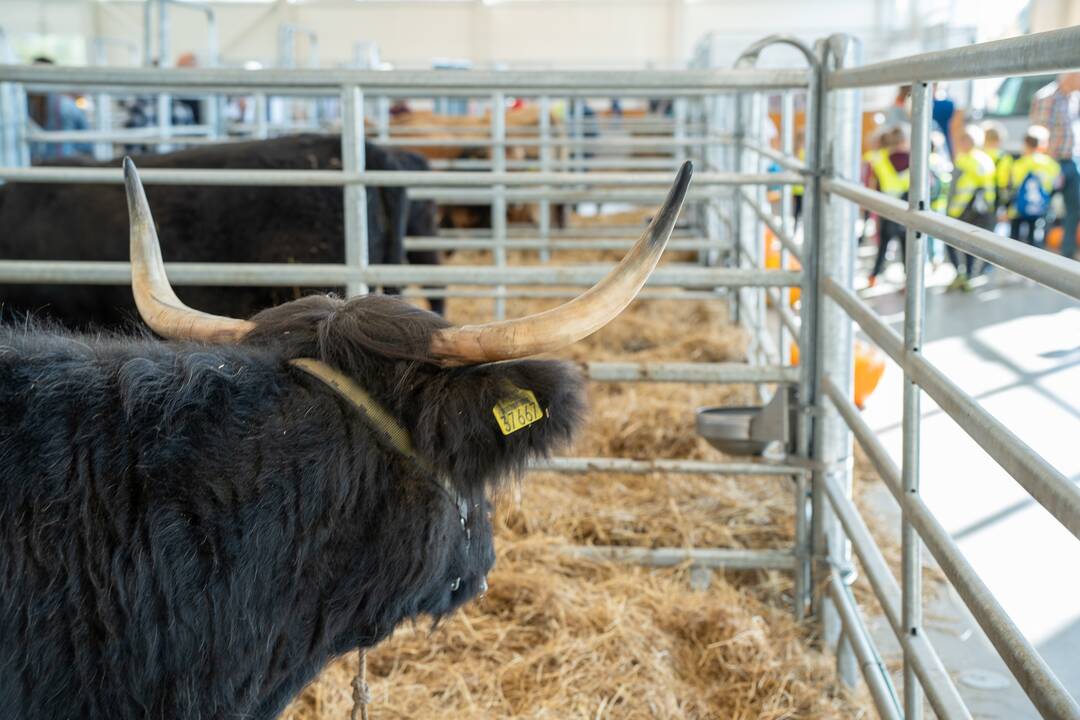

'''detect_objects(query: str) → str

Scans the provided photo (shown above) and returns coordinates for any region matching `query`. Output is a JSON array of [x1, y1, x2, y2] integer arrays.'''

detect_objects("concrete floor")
[[856, 252, 1080, 716]]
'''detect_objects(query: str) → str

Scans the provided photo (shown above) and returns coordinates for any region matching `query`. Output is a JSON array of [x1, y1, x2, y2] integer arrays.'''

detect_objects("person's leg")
[[946, 244, 964, 272], [1022, 219, 1036, 245], [1033, 217, 1047, 248], [871, 233, 890, 279], [1060, 158, 1079, 259], [1010, 217, 1024, 242]]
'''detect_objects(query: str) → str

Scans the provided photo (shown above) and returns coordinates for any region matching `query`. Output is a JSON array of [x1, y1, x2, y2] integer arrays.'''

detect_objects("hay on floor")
[[281, 240, 872, 719]]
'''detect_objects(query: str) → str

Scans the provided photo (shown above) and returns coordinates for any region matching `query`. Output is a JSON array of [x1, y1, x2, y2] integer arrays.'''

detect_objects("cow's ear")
[[408, 359, 586, 490]]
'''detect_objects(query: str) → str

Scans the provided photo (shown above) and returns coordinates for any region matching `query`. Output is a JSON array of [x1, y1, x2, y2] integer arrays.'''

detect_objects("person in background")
[[1031, 71, 1080, 260], [946, 125, 997, 291], [865, 124, 911, 287], [883, 85, 912, 128], [926, 129, 953, 266], [26, 56, 92, 163], [1004, 125, 1060, 247], [981, 120, 1013, 214], [174, 52, 202, 126], [932, 83, 958, 158], [792, 135, 806, 226]]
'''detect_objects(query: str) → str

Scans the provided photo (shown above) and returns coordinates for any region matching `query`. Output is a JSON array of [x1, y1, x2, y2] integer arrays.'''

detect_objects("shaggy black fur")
[[0, 134, 444, 330], [0, 295, 585, 719]]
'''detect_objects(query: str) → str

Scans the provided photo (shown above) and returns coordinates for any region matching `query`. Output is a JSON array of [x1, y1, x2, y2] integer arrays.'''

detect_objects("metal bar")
[[403, 238, 719, 252], [827, 570, 904, 720], [538, 94, 552, 263], [744, 139, 809, 174], [0, 65, 812, 92], [532, 456, 806, 477], [902, 79, 931, 720], [820, 378, 1080, 720], [428, 157, 696, 171], [814, 33, 861, 690], [0, 167, 800, 188], [383, 135, 730, 148], [155, 0, 171, 154], [584, 362, 797, 384], [402, 288, 729, 302], [793, 40, 824, 628], [0, 260, 801, 289], [822, 377, 976, 720], [341, 85, 367, 297], [492, 91, 507, 320], [779, 90, 796, 372], [829, 26, 1080, 89], [27, 125, 218, 142], [824, 277, 1080, 542], [824, 177, 1080, 301], [562, 545, 795, 571]]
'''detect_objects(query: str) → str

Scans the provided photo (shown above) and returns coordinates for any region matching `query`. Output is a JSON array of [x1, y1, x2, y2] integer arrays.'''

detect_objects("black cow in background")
[[0, 134, 444, 328]]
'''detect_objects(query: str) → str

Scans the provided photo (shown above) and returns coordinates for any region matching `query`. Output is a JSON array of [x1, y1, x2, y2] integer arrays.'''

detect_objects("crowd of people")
[[863, 72, 1079, 291]]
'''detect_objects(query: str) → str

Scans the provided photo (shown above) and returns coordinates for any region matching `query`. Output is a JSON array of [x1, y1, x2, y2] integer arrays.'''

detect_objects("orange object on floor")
[[1046, 225, 1080, 252], [788, 339, 884, 410], [853, 339, 885, 409]]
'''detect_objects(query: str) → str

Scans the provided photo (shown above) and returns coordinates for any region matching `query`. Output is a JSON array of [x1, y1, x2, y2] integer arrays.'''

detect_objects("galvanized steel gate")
[[1, 26, 1079, 719]]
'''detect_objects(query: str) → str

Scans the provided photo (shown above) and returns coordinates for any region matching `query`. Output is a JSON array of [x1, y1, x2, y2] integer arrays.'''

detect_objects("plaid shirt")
[[1030, 83, 1080, 159]]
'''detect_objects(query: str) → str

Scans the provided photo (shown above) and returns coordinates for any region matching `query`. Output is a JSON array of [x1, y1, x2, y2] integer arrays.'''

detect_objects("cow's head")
[[122, 157, 691, 620]]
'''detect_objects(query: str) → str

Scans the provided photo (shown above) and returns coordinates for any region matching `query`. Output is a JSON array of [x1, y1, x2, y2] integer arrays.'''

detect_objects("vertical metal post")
[[902, 79, 931, 720], [572, 97, 585, 178], [156, 0, 173, 153], [254, 93, 269, 140], [0, 81, 13, 169], [377, 96, 390, 142], [780, 89, 811, 622], [91, 41, 112, 161], [780, 91, 795, 365], [12, 83, 29, 167], [204, 7, 221, 140], [731, 88, 746, 327], [752, 91, 769, 370], [674, 97, 688, 166], [143, 0, 154, 66], [814, 33, 862, 689], [799, 41, 825, 625], [492, 92, 507, 320], [538, 95, 552, 263], [341, 85, 368, 298]]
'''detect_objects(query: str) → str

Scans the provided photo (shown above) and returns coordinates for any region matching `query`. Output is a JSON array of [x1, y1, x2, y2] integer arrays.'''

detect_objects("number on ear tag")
[[492, 387, 544, 435]]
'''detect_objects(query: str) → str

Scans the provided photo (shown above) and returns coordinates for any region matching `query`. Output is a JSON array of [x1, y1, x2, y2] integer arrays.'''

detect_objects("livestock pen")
[[1, 26, 1079, 719]]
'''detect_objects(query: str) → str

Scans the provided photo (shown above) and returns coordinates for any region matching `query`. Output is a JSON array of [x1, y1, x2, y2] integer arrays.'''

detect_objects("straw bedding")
[[281, 236, 874, 718]]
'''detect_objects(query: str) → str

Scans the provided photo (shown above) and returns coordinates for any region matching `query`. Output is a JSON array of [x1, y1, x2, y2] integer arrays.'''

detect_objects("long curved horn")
[[431, 160, 693, 365], [124, 157, 255, 343]]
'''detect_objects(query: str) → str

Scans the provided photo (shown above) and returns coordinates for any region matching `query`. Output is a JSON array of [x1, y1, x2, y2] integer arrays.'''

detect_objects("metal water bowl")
[[696, 388, 792, 457], [696, 407, 772, 456]]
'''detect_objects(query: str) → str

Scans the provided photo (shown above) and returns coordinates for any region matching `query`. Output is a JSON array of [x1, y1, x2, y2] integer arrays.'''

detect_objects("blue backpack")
[[1015, 171, 1051, 220]]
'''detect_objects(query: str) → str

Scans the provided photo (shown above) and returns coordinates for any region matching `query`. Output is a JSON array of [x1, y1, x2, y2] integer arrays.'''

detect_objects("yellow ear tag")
[[492, 387, 544, 436]]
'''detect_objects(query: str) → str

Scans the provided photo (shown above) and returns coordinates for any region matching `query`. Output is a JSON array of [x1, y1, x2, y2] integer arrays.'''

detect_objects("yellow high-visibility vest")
[[864, 148, 910, 196], [985, 147, 1014, 197], [948, 149, 996, 218], [1007, 152, 1061, 218]]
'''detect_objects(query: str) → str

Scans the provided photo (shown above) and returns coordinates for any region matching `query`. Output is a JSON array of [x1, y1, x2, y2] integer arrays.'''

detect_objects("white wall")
[[0, 0, 1067, 71], [1, 0, 888, 69]]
